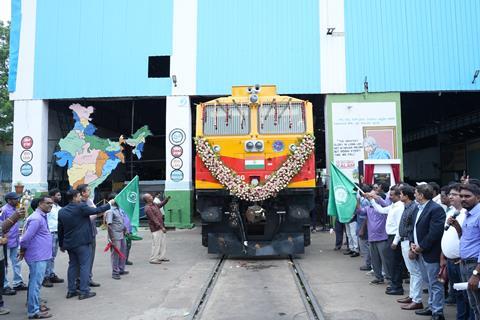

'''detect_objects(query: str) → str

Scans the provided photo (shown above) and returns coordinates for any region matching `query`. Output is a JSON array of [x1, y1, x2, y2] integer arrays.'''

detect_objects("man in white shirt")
[[440, 183, 473, 319], [370, 185, 405, 295], [42, 189, 64, 287]]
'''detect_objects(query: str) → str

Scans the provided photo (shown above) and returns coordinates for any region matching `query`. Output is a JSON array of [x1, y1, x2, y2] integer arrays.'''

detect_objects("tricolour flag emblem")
[[245, 156, 265, 170]]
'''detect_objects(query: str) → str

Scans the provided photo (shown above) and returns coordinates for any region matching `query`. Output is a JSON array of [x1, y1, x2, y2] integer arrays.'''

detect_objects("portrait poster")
[[325, 94, 403, 181]]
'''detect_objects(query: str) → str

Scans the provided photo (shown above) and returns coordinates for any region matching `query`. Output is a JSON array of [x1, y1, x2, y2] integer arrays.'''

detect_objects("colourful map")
[[55, 104, 152, 190]]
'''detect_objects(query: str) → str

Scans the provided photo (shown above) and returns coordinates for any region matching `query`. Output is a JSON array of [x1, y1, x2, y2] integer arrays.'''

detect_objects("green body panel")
[[163, 189, 194, 229]]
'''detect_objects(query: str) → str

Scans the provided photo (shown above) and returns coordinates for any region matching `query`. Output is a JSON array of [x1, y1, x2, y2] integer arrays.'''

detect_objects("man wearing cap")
[[0, 205, 25, 315], [0, 192, 27, 295]]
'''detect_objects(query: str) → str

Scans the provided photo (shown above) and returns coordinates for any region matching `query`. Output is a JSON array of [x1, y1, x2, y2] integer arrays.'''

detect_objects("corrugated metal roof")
[[196, 0, 321, 95], [345, 0, 480, 93]]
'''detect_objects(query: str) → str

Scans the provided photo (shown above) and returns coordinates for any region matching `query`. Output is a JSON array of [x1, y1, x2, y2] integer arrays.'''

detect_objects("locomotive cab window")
[[202, 103, 250, 135], [258, 102, 305, 134]]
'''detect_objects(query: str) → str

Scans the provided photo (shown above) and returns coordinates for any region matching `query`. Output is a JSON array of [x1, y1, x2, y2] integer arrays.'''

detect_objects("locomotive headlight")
[[213, 145, 221, 153], [249, 94, 258, 104], [246, 141, 254, 151], [251, 178, 259, 186], [255, 141, 263, 151], [289, 144, 297, 152]]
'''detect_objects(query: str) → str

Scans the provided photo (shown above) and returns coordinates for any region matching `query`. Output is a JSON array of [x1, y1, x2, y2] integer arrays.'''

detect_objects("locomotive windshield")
[[258, 102, 305, 134], [202, 103, 250, 136]]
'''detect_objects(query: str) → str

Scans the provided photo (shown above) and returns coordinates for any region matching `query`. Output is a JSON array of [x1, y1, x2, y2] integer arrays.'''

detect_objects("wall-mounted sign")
[[169, 128, 186, 145], [20, 163, 33, 176], [171, 145, 183, 158], [171, 158, 183, 170], [21, 136, 33, 149], [170, 169, 184, 182], [20, 150, 34, 162]]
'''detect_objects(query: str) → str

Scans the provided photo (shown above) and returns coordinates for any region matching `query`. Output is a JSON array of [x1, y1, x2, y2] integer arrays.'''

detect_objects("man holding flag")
[[105, 193, 129, 280]]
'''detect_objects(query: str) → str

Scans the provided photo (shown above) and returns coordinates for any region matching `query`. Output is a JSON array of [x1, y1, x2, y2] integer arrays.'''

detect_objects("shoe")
[[160, 259, 170, 262], [28, 313, 52, 319], [2, 287, 16, 295], [42, 278, 53, 288], [370, 278, 384, 285], [66, 291, 79, 299], [78, 292, 96, 300], [415, 307, 432, 316], [385, 288, 404, 295], [88, 281, 100, 287], [359, 265, 372, 271], [119, 271, 129, 275], [432, 314, 445, 320], [13, 283, 28, 291], [49, 274, 64, 283], [149, 260, 162, 264], [333, 246, 341, 251], [0, 307, 10, 315], [401, 302, 424, 310], [397, 296, 412, 304], [112, 275, 121, 280], [126, 260, 133, 265], [350, 252, 360, 257], [366, 270, 375, 276], [40, 305, 50, 312], [343, 250, 353, 255]]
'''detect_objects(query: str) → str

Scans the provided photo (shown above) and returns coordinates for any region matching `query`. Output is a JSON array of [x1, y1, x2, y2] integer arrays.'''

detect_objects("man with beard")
[[448, 183, 480, 319]]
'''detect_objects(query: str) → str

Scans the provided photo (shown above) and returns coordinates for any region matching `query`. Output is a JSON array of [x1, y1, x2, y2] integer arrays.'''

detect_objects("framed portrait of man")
[[362, 126, 397, 160]]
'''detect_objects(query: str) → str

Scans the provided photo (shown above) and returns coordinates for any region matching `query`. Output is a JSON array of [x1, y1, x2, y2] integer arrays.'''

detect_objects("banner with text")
[[325, 93, 403, 181]]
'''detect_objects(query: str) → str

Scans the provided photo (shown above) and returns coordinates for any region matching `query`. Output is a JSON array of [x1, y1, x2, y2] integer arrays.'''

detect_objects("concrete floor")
[[4, 227, 456, 319]]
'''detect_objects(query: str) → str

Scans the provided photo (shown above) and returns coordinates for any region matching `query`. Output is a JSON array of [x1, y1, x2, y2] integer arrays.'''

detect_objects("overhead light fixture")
[[472, 70, 480, 84], [326, 27, 335, 35]]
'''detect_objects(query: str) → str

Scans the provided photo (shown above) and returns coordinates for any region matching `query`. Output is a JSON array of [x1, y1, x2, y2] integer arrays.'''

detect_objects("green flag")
[[327, 162, 358, 223], [114, 176, 141, 236]]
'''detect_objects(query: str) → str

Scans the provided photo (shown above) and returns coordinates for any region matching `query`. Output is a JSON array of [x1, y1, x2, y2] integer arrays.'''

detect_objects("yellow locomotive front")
[[195, 85, 316, 256]]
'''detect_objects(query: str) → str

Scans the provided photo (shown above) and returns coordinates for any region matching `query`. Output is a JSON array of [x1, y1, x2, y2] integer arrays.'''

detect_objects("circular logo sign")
[[127, 191, 137, 203], [21, 136, 33, 149], [272, 140, 284, 152], [171, 157, 183, 170], [171, 145, 183, 158], [170, 169, 184, 182], [20, 163, 33, 176], [334, 186, 349, 205], [169, 129, 186, 145], [20, 150, 33, 162]]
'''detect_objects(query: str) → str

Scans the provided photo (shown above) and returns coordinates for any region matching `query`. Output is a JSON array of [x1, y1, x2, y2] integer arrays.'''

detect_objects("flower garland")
[[195, 134, 315, 202]]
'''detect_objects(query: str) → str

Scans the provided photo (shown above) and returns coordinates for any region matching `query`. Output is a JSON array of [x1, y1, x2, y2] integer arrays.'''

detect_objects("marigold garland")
[[195, 134, 315, 202]]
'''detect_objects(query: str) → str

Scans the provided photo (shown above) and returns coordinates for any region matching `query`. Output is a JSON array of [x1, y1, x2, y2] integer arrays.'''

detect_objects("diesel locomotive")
[[195, 85, 316, 256]]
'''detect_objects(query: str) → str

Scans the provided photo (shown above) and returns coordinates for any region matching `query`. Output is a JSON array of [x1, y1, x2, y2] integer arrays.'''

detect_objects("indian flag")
[[245, 156, 265, 170]]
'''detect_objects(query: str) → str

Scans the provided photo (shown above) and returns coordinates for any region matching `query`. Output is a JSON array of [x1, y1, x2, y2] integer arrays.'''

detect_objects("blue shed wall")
[[196, 0, 321, 95], [33, 0, 173, 99], [344, 0, 480, 93]]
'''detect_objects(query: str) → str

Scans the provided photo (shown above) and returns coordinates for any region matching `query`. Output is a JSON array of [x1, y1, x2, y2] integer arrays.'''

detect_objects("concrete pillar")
[[164, 96, 194, 228], [12, 100, 49, 194]]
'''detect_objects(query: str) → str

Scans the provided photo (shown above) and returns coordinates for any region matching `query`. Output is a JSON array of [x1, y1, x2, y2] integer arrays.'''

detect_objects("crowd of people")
[[334, 179, 480, 320], [0, 185, 170, 319]]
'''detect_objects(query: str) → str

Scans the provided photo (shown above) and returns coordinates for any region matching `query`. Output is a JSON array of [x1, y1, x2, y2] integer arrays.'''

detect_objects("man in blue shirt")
[[449, 183, 480, 319], [20, 196, 54, 319]]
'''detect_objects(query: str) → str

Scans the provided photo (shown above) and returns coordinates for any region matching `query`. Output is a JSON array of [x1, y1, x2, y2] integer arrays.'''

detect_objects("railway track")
[[187, 256, 325, 320]]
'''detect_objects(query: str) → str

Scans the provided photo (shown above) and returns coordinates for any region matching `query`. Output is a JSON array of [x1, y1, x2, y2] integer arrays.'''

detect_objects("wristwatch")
[[473, 269, 479, 277]]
